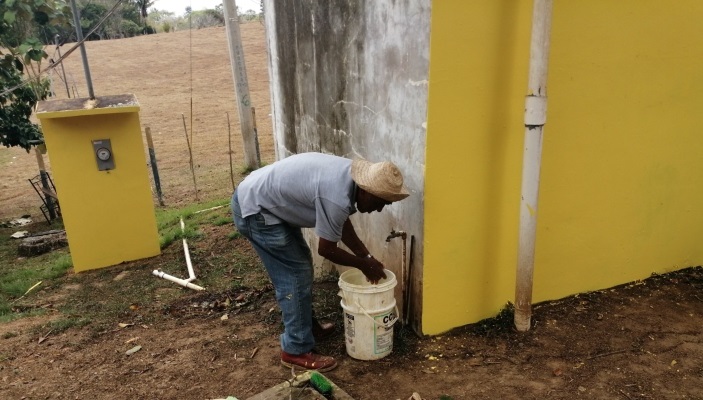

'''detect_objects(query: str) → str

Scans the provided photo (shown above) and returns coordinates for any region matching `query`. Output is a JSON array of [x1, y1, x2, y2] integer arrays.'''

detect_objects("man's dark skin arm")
[[317, 218, 387, 284]]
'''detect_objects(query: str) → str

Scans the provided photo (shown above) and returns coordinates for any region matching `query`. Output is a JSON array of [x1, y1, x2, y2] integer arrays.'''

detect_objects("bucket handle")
[[355, 300, 399, 330]]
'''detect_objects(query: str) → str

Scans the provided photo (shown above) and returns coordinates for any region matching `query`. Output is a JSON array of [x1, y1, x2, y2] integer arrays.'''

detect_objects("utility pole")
[[69, 0, 95, 99], [223, 0, 260, 170]]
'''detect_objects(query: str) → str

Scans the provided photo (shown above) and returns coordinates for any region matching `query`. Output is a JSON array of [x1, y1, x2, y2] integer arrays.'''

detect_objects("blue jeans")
[[231, 189, 315, 354]]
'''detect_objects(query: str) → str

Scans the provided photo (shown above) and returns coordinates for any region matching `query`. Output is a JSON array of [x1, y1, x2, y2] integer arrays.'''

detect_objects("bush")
[[120, 20, 141, 37], [0, 66, 50, 151]]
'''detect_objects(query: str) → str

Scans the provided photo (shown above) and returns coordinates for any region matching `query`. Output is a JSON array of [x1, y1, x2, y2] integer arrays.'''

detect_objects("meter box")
[[92, 139, 115, 171], [36, 94, 160, 272]]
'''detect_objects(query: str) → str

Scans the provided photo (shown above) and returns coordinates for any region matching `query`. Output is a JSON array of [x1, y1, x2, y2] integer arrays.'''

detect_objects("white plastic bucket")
[[341, 299, 398, 360], [338, 269, 398, 360], [338, 269, 397, 310]]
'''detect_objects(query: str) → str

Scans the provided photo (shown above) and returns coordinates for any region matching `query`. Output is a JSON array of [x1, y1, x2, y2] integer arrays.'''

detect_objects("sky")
[[152, 0, 260, 16]]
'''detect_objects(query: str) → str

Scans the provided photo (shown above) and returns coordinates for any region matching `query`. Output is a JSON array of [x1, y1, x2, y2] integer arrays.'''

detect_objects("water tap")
[[386, 230, 407, 242]]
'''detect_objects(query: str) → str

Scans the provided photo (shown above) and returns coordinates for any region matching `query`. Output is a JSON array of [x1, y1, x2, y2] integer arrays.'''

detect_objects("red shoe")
[[281, 351, 337, 372], [312, 317, 336, 341]]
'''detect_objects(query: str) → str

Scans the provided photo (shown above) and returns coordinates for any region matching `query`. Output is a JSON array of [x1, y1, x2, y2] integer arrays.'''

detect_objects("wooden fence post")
[[144, 127, 165, 206]]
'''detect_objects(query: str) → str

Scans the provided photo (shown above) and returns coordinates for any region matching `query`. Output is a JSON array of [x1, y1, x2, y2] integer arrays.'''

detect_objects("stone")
[[17, 230, 68, 257]]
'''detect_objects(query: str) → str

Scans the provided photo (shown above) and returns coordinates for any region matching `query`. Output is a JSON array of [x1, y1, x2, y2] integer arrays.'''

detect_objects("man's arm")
[[340, 218, 370, 257], [318, 218, 387, 283]]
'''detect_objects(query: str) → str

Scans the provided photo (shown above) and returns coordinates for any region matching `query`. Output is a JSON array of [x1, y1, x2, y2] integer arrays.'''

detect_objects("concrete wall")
[[264, 0, 430, 331], [424, 0, 703, 334]]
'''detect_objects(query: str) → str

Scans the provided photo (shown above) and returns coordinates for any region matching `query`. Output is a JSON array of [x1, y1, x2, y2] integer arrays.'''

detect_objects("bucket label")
[[345, 312, 355, 339], [374, 309, 396, 354]]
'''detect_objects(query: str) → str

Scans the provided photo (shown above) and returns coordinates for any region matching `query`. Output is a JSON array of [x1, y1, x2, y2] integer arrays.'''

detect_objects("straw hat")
[[351, 159, 410, 202]]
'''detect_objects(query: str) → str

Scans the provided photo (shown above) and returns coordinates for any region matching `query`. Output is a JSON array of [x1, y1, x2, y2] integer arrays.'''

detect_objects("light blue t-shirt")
[[237, 153, 357, 242]]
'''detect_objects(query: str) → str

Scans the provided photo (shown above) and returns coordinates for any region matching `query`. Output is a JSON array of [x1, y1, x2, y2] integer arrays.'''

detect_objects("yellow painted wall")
[[38, 99, 160, 271], [424, 1, 703, 334]]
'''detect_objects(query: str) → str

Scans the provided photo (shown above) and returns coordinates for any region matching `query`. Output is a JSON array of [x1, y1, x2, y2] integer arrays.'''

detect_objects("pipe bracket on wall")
[[524, 95, 547, 126]]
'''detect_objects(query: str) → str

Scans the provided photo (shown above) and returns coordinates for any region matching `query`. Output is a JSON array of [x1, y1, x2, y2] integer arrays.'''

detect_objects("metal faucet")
[[386, 229, 407, 242], [386, 229, 409, 324]]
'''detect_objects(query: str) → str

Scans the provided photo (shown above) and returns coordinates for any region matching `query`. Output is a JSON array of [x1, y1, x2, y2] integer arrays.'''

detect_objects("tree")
[[191, 9, 224, 29], [147, 9, 175, 24], [79, 2, 109, 40], [120, 2, 142, 26], [0, 0, 70, 151], [132, 0, 154, 23], [120, 19, 141, 37], [0, 59, 51, 150], [242, 9, 258, 22]]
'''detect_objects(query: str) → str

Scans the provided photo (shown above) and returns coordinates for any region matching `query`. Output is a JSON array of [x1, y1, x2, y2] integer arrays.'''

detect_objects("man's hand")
[[318, 235, 386, 284], [360, 256, 387, 284]]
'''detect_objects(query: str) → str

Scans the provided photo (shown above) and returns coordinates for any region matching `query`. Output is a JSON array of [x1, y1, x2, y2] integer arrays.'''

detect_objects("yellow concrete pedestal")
[[36, 94, 160, 272]]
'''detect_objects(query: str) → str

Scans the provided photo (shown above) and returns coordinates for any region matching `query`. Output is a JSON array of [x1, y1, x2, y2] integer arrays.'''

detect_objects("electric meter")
[[92, 139, 115, 171]]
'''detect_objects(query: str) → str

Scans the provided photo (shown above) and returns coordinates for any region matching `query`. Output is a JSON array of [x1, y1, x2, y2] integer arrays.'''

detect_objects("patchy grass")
[[239, 165, 257, 175], [0, 198, 263, 330], [0, 254, 72, 298], [212, 216, 231, 226], [39, 316, 92, 335], [159, 221, 201, 249], [156, 198, 229, 248], [0, 220, 73, 322]]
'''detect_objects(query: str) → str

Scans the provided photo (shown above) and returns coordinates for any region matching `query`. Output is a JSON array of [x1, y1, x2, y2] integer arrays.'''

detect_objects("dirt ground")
[[1, 23, 702, 400], [1, 219, 701, 400]]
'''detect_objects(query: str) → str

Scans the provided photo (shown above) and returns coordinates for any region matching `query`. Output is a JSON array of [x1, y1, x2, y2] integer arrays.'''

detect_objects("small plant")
[[471, 302, 515, 337], [228, 231, 242, 240], [239, 165, 256, 175], [159, 223, 201, 249], [32, 317, 91, 336], [239, 161, 267, 175], [213, 216, 231, 226], [48, 254, 73, 279]]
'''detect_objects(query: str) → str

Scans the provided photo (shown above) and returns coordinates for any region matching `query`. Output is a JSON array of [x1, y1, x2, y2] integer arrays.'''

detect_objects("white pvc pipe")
[[193, 205, 225, 215], [181, 218, 196, 282], [515, 0, 553, 332], [153, 217, 204, 291], [152, 270, 205, 291]]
